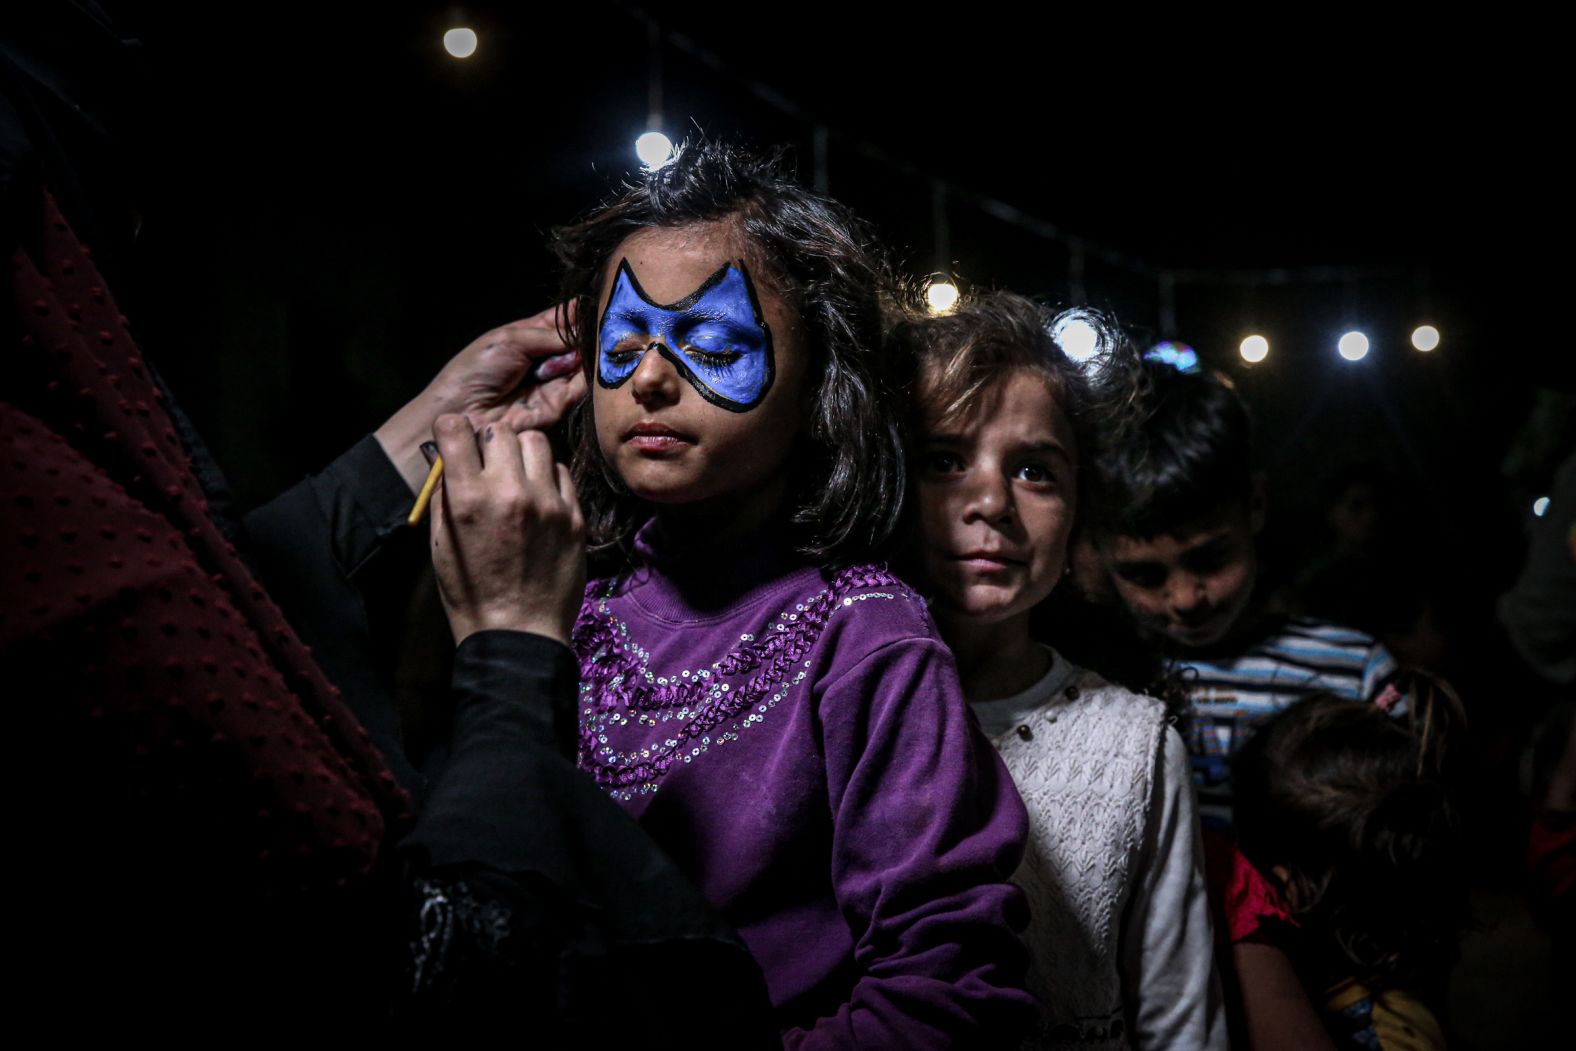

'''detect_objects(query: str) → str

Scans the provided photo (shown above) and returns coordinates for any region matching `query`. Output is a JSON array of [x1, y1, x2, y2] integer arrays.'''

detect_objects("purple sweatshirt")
[[573, 521, 1034, 1049]]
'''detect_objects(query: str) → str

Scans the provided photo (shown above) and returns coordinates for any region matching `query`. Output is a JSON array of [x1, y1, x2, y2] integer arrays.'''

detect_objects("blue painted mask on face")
[[596, 258, 776, 412]]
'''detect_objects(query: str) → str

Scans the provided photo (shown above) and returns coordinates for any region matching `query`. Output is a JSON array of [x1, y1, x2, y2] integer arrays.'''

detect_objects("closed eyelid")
[[677, 318, 761, 346], [597, 264, 774, 410]]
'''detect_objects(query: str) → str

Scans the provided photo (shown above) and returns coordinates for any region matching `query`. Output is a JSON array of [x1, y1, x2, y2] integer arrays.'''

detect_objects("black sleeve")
[[245, 443, 773, 1040], [243, 435, 428, 793], [395, 631, 778, 1045], [405, 630, 580, 873]]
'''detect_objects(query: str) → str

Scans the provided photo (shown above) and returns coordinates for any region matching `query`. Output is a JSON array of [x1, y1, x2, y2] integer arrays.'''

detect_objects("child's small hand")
[[428, 414, 586, 647], [376, 304, 588, 493]]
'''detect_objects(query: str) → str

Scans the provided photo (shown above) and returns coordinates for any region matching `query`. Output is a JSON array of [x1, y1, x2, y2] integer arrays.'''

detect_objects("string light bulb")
[[1239, 335, 1269, 363], [1053, 314, 1101, 363], [443, 28, 478, 59], [1338, 331, 1370, 362], [925, 279, 960, 314], [1411, 325, 1440, 352], [635, 131, 675, 169]]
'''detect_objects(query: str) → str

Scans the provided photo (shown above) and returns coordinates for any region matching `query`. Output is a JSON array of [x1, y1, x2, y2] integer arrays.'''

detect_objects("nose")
[[1167, 572, 1210, 618], [630, 343, 682, 407], [961, 468, 1014, 525]]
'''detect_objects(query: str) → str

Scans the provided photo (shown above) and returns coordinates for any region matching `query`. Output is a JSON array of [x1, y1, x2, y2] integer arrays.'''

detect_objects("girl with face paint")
[[890, 295, 1227, 1050], [552, 143, 1036, 1048]]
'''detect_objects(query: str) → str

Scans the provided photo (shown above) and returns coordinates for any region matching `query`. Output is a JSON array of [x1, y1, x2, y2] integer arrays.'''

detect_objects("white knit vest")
[[989, 672, 1169, 1051]]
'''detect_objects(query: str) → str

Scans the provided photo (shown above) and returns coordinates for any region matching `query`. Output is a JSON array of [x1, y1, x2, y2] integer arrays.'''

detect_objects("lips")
[[950, 550, 1025, 571], [1167, 612, 1228, 644], [622, 420, 696, 453]]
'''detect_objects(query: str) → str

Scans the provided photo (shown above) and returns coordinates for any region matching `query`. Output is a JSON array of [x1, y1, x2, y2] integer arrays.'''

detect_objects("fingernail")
[[420, 441, 438, 465], [532, 350, 582, 381], [483, 425, 495, 443]]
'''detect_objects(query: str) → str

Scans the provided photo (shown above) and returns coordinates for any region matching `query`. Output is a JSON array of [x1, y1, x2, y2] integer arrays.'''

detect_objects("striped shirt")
[[1172, 617, 1398, 826]]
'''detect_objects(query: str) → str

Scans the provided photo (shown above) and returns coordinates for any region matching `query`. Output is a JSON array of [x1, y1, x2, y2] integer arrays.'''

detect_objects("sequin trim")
[[574, 565, 904, 799]]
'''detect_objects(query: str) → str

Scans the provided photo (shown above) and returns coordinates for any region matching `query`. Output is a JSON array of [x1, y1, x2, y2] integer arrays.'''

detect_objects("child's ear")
[[1249, 471, 1268, 535]]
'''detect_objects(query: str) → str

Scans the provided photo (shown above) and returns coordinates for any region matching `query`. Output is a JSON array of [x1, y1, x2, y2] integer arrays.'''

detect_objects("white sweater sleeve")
[[1119, 725, 1228, 1050]]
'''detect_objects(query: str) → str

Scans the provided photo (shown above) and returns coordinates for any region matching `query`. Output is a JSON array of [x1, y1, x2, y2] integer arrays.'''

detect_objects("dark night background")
[[16, 0, 1569, 700], [5, 1, 1572, 1041], [6, 17, 1568, 626], [27, 0, 1565, 530]]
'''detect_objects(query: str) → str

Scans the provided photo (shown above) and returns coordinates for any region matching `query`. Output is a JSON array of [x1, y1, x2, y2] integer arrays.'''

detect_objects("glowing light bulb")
[[1240, 334, 1269, 363], [1054, 316, 1101, 363], [1533, 496, 1550, 517], [1411, 325, 1440, 352], [635, 131, 675, 169], [925, 280, 960, 314], [1338, 331, 1370, 361], [443, 28, 478, 59]]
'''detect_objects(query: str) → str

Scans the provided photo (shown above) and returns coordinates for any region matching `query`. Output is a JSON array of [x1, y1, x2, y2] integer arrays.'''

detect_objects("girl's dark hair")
[[1232, 672, 1470, 984], [552, 141, 904, 570], [1095, 361, 1256, 540], [884, 294, 1143, 533]]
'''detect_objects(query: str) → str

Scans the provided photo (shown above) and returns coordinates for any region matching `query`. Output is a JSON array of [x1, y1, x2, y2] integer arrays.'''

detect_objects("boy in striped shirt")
[[1094, 361, 1397, 825]]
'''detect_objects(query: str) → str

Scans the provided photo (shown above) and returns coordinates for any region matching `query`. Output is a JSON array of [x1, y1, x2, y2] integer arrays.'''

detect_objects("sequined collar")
[[574, 563, 907, 798]]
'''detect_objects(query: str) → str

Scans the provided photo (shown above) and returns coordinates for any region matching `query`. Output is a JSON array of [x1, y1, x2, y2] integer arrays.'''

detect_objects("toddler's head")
[[1233, 675, 1469, 983]]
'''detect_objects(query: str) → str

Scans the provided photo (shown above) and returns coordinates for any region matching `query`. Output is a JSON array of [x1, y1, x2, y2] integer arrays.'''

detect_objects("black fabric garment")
[[246, 461, 778, 1039], [244, 436, 430, 796], [399, 632, 777, 1045], [4, 24, 775, 1033], [242, 442, 776, 1038]]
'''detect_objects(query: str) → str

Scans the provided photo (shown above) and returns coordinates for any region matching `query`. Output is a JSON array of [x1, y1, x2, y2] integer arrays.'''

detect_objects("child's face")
[[592, 223, 807, 511], [1101, 502, 1261, 649], [913, 369, 1077, 628]]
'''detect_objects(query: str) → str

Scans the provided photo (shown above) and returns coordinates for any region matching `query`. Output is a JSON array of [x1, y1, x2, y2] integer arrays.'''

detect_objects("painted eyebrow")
[[678, 316, 758, 339], [603, 305, 755, 333], [602, 306, 651, 326], [680, 305, 736, 322]]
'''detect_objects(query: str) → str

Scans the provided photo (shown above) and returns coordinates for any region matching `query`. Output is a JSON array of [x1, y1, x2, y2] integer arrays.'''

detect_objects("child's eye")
[[1114, 564, 1166, 589], [921, 450, 965, 476], [1183, 541, 1234, 574], [683, 347, 743, 369], [603, 338, 647, 367], [1015, 462, 1056, 486]]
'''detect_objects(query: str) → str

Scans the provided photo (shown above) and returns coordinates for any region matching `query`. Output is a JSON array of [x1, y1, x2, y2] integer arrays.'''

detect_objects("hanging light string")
[[607, 4, 1438, 357]]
